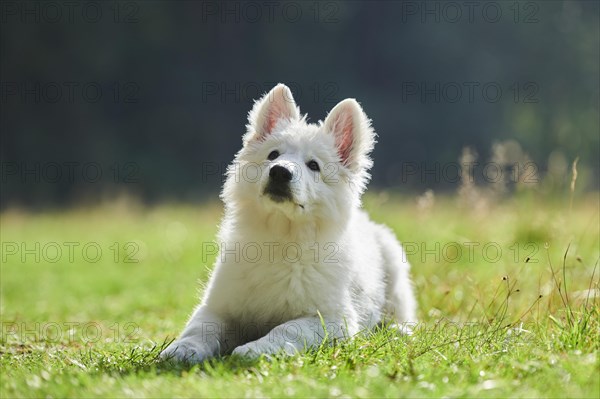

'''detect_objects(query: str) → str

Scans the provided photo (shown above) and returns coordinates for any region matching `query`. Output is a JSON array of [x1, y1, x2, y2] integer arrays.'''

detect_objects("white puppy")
[[161, 84, 416, 363]]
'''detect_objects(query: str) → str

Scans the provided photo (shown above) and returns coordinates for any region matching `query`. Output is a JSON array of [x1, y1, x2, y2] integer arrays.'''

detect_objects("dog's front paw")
[[231, 343, 262, 359], [232, 341, 299, 359], [231, 343, 259, 358], [160, 339, 210, 364]]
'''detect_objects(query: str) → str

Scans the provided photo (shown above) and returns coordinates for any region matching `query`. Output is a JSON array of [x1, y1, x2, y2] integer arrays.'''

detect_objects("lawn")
[[1, 192, 598, 398]]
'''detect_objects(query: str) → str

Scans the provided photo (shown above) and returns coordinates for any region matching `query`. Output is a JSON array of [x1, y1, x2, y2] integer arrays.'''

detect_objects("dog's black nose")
[[269, 165, 292, 183]]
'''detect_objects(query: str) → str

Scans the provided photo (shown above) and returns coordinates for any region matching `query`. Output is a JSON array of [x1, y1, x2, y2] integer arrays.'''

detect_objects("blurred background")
[[1, 0, 598, 208]]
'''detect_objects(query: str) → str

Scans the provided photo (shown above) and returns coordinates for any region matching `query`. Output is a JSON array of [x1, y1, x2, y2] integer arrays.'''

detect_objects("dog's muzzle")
[[264, 165, 293, 202]]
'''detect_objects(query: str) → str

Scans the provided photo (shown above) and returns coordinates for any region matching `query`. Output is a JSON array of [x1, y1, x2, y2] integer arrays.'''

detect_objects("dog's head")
[[223, 84, 375, 225]]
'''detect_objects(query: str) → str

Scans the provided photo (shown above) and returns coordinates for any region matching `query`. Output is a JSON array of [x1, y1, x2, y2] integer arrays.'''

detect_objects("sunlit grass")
[[1, 192, 598, 398]]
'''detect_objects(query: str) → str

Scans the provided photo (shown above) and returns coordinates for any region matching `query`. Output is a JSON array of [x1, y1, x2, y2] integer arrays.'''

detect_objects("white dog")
[[161, 84, 416, 363]]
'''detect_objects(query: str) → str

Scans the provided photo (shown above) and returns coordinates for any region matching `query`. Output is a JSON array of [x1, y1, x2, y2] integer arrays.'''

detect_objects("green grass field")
[[1, 192, 598, 398]]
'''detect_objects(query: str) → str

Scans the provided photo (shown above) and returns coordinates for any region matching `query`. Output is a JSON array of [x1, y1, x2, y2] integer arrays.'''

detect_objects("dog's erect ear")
[[323, 99, 375, 172], [246, 84, 300, 142]]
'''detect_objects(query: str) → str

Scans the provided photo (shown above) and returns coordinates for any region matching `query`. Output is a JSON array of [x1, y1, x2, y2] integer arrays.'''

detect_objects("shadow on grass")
[[83, 337, 262, 377]]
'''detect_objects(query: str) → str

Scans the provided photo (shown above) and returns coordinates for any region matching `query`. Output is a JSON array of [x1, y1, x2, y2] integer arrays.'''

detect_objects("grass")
[[1, 192, 599, 398]]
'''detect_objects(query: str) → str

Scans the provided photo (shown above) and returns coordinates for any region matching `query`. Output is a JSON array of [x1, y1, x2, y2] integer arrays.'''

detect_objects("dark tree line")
[[1, 1, 598, 207]]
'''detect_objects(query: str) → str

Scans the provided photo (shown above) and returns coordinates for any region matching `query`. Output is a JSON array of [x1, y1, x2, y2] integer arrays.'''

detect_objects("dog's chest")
[[223, 254, 346, 324]]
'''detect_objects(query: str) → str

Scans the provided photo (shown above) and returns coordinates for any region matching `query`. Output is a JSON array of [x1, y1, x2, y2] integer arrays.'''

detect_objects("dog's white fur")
[[161, 84, 417, 363]]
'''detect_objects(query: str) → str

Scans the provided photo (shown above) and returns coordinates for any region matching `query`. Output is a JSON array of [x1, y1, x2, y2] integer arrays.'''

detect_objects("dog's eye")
[[306, 160, 320, 172], [267, 150, 280, 161]]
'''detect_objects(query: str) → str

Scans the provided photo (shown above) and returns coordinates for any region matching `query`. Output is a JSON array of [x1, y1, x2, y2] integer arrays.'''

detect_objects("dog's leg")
[[376, 226, 418, 329], [160, 306, 238, 364], [384, 252, 417, 326], [231, 316, 348, 358]]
